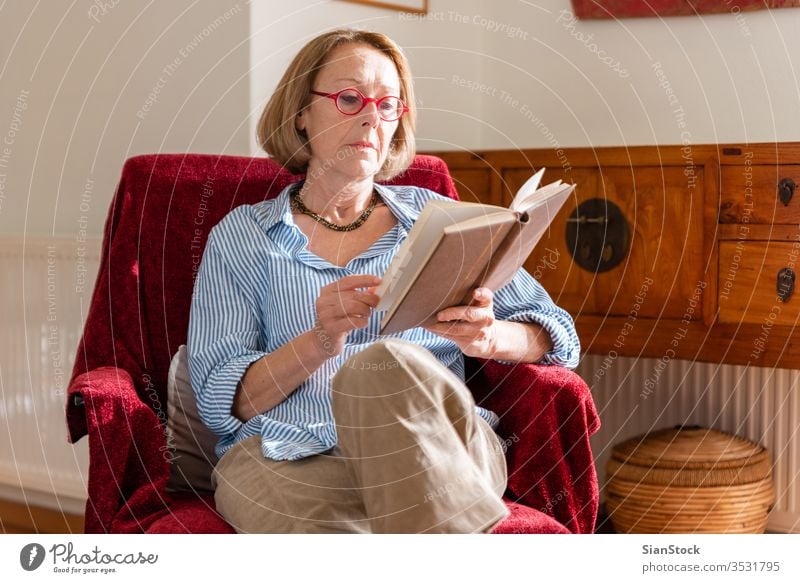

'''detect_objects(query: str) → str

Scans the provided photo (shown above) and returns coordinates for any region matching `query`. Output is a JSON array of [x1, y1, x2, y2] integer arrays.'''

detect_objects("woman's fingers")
[[321, 276, 380, 310], [320, 293, 377, 317], [321, 312, 371, 335], [329, 274, 381, 293], [424, 288, 496, 347], [435, 287, 493, 322], [316, 275, 382, 335], [436, 306, 487, 323], [425, 321, 478, 338], [333, 291, 380, 311]]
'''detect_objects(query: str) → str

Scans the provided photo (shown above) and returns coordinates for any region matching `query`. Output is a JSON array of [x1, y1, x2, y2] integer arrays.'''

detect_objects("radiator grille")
[[0, 237, 99, 515], [578, 354, 799, 533]]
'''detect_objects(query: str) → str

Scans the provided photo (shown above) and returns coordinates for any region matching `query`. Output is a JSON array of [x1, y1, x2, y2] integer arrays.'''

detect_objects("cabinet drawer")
[[718, 241, 800, 325], [720, 165, 800, 224]]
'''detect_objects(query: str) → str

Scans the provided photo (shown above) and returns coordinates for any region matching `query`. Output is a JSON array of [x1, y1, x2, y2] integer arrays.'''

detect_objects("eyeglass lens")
[[337, 89, 403, 120]]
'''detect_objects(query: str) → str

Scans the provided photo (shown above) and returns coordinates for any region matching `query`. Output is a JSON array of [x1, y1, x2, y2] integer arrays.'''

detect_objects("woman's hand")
[[312, 274, 382, 358], [422, 287, 498, 359]]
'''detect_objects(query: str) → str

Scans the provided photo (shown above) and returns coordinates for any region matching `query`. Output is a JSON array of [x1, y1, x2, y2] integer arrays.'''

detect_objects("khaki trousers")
[[212, 338, 510, 533]]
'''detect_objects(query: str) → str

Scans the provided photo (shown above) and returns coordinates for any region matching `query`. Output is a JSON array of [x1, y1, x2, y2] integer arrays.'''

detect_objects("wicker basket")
[[606, 425, 774, 533]]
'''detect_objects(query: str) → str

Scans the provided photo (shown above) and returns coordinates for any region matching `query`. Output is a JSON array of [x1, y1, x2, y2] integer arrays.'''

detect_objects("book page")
[[510, 167, 545, 207], [510, 179, 565, 212], [442, 211, 513, 234]]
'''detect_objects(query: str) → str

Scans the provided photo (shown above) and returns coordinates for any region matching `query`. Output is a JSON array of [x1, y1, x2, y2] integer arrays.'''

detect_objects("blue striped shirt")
[[187, 182, 580, 461]]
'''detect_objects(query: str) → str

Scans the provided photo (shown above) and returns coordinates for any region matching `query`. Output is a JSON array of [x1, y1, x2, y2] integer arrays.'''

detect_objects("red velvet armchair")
[[66, 153, 600, 534]]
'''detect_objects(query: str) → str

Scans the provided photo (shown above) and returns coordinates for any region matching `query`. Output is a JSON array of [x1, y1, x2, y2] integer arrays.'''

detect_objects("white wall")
[[480, 1, 800, 149], [0, 0, 251, 238], [250, 0, 800, 153], [4, 0, 797, 236]]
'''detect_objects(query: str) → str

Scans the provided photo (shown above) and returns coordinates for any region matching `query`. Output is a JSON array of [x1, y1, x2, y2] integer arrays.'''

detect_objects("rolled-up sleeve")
[[187, 235, 268, 437], [491, 267, 581, 369]]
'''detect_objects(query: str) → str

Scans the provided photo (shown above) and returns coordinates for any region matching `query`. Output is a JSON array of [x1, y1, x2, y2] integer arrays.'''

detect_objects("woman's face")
[[297, 42, 402, 182]]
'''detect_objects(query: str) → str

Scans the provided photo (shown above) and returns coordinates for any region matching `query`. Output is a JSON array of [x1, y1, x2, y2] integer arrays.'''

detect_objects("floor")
[[0, 498, 84, 534]]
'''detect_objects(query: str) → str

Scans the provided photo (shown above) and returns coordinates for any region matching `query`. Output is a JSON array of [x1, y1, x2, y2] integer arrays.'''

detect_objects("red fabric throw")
[[66, 153, 600, 534], [572, 0, 800, 18], [466, 359, 601, 534]]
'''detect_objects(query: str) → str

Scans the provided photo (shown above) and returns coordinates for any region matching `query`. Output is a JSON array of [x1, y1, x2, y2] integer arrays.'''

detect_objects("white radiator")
[[0, 236, 99, 516], [577, 354, 800, 533]]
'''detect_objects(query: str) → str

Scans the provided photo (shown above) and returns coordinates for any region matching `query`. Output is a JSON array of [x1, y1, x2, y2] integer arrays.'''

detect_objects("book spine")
[[463, 211, 534, 303]]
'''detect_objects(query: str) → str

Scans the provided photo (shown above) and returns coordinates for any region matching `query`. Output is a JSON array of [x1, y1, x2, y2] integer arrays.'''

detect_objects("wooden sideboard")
[[431, 144, 800, 369]]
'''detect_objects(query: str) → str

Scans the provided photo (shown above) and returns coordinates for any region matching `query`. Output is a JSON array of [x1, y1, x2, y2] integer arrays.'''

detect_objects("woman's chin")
[[337, 159, 382, 181]]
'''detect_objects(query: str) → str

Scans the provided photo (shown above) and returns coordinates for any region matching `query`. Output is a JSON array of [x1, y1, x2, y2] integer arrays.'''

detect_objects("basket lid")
[[608, 425, 771, 486]]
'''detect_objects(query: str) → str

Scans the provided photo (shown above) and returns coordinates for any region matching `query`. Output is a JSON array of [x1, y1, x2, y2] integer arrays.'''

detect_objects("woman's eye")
[[339, 94, 360, 106]]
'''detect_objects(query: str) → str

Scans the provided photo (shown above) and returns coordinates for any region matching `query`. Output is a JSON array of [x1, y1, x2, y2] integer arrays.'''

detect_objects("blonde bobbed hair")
[[256, 29, 416, 182]]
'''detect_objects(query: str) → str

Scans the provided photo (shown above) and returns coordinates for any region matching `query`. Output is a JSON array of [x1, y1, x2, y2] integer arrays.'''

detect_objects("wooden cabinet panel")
[[428, 144, 800, 369], [718, 241, 800, 325], [503, 166, 705, 320], [596, 167, 706, 320], [720, 165, 800, 224], [449, 168, 494, 205]]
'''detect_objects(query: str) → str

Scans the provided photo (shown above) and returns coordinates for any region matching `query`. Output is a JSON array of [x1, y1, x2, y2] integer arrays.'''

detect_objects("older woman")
[[188, 28, 580, 534]]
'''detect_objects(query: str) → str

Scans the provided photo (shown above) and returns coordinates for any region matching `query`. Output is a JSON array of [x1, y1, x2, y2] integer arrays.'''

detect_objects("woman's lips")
[[349, 142, 376, 150]]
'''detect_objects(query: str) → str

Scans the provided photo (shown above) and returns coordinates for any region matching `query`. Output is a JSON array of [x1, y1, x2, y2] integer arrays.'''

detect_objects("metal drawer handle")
[[777, 178, 796, 207], [777, 268, 795, 303], [566, 215, 607, 225]]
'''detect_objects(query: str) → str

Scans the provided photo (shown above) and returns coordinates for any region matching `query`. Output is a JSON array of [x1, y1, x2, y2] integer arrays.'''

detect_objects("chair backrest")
[[69, 153, 459, 415]]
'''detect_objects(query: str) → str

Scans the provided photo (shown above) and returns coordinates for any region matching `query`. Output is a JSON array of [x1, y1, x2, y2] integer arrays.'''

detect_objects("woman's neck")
[[298, 174, 376, 223]]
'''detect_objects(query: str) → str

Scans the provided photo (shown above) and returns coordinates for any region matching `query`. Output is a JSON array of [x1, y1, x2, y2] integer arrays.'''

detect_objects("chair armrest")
[[66, 367, 171, 533], [465, 358, 601, 534], [67, 367, 148, 443]]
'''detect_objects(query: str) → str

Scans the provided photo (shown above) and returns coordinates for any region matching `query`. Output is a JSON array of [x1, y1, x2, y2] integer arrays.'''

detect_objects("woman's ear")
[[295, 111, 305, 132]]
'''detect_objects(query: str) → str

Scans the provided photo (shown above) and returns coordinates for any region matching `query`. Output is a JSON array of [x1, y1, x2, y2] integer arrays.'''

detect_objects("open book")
[[375, 168, 575, 335]]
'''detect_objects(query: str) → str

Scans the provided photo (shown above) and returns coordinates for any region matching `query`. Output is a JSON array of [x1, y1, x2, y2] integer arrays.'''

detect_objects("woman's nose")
[[359, 101, 381, 127]]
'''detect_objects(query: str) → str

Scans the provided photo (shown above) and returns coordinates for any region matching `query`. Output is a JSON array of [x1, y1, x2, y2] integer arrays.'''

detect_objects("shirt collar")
[[254, 181, 418, 234]]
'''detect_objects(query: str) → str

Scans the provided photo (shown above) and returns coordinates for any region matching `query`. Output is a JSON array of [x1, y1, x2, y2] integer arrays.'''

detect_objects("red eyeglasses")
[[310, 87, 409, 122]]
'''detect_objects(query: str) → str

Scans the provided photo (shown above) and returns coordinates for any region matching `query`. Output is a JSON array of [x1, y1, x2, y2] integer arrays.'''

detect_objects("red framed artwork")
[[571, 0, 800, 18]]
